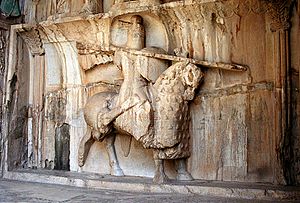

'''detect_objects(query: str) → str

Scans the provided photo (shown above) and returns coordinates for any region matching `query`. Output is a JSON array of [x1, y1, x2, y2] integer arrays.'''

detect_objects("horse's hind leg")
[[78, 127, 95, 167], [175, 158, 193, 181], [105, 134, 124, 176], [153, 159, 169, 184]]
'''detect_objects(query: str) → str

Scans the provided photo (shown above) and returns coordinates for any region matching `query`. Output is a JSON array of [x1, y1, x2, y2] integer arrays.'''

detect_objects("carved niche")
[[77, 13, 247, 184]]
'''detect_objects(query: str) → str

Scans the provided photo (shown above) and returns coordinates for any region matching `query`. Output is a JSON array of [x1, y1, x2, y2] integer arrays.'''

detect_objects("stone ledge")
[[17, 0, 218, 30], [2, 170, 299, 201]]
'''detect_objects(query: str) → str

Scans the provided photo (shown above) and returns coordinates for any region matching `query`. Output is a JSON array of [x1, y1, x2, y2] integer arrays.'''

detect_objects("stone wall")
[[2, 0, 299, 185], [0, 25, 8, 175], [0, 5, 24, 174], [6, 38, 30, 170], [290, 1, 300, 185]]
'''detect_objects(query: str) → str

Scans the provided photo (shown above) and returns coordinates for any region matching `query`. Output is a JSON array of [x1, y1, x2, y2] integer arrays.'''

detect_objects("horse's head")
[[153, 62, 204, 101], [180, 62, 204, 100]]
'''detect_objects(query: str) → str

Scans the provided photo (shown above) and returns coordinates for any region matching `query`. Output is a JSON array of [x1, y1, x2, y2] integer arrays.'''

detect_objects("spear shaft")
[[111, 47, 247, 72]]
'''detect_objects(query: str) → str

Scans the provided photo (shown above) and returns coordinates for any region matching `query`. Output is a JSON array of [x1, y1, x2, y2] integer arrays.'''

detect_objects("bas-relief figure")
[[56, 0, 70, 14], [114, 0, 160, 4], [78, 14, 246, 183], [81, 0, 102, 14]]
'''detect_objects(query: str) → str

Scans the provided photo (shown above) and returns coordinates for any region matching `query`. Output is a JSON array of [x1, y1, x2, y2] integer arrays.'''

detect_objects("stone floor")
[[3, 169, 300, 201], [0, 179, 297, 203]]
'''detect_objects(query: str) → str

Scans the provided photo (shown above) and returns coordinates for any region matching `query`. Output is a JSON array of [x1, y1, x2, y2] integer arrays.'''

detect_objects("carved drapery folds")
[[18, 28, 44, 56]]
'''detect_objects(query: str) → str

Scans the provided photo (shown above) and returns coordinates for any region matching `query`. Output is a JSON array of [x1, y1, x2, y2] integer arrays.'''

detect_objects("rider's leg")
[[105, 134, 124, 176], [98, 95, 141, 130]]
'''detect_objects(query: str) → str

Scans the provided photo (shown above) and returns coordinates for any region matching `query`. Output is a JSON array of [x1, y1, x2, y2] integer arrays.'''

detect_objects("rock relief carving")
[[81, 0, 102, 14], [18, 28, 44, 56], [77, 15, 247, 183], [114, 0, 160, 4], [215, 0, 293, 31], [45, 92, 67, 126], [56, 0, 70, 14], [262, 0, 294, 31], [77, 43, 114, 71], [0, 31, 6, 75]]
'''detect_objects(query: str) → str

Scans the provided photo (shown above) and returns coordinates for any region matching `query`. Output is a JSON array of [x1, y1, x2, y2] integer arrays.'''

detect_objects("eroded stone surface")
[[0, 0, 299, 188], [0, 179, 281, 203], [2, 171, 300, 202]]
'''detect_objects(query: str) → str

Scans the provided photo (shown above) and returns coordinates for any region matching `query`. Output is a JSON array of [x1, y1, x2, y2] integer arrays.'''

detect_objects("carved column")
[[264, 0, 294, 184], [0, 25, 8, 177], [18, 27, 45, 168], [31, 0, 40, 23]]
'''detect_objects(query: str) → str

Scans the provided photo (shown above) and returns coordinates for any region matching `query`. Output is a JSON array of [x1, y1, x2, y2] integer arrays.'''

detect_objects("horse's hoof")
[[111, 167, 124, 176], [153, 173, 169, 184], [177, 172, 193, 181]]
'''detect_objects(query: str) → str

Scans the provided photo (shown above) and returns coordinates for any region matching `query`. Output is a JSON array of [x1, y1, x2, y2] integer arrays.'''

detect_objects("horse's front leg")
[[104, 134, 124, 176], [78, 127, 95, 167], [175, 158, 193, 181], [153, 151, 169, 184]]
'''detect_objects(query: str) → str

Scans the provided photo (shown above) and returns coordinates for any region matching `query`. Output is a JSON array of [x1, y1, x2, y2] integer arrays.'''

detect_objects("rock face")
[[0, 0, 299, 186]]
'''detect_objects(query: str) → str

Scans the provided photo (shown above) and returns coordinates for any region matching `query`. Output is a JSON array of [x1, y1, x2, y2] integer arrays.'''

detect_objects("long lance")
[[110, 46, 247, 72]]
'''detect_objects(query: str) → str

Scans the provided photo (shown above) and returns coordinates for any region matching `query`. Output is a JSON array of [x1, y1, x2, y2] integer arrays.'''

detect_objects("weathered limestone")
[[0, 0, 299, 191], [290, 1, 300, 185], [77, 14, 207, 183], [0, 22, 9, 177], [3, 170, 300, 201]]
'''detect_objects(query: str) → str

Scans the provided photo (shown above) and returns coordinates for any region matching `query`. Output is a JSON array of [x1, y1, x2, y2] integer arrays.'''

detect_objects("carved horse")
[[78, 61, 203, 183]]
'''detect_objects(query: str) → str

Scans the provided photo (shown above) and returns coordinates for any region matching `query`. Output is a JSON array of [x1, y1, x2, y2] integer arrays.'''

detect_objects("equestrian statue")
[[78, 15, 247, 183]]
